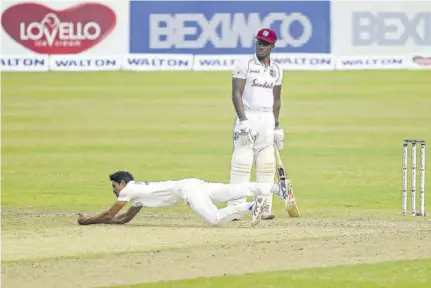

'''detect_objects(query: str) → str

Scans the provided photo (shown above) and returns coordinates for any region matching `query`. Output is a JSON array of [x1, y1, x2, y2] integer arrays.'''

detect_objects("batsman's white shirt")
[[232, 54, 283, 151], [232, 54, 283, 112], [116, 179, 272, 224]]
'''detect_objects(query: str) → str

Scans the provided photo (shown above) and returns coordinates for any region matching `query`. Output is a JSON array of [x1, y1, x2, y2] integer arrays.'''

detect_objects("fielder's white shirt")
[[117, 180, 182, 207], [232, 54, 283, 112]]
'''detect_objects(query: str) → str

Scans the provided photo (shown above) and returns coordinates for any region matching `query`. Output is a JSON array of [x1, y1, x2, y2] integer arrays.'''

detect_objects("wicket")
[[402, 139, 426, 216]]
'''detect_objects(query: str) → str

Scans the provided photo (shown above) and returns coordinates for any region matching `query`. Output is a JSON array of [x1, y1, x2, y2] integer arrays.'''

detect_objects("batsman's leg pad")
[[228, 146, 254, 207], [255, 145, 276, 216]]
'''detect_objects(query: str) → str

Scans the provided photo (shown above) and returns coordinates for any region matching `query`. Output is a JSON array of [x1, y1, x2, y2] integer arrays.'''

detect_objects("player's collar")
[[253, 53, 271, 66]]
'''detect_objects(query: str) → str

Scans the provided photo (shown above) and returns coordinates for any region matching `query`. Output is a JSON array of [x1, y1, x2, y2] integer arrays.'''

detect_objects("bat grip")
[[273, 143, 283, 166]]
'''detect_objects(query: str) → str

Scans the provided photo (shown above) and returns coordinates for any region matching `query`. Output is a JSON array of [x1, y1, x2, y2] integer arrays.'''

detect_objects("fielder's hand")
[[274, 128, 284, 150], [237, 119, 254, 147]]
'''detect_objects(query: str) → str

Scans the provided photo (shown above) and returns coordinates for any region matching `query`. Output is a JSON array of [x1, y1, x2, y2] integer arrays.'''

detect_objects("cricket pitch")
[[2, 211, 431, 288]]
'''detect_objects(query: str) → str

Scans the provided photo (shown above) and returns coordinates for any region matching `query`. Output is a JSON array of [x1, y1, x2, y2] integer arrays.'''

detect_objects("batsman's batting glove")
[[237, 119, 254, 147]]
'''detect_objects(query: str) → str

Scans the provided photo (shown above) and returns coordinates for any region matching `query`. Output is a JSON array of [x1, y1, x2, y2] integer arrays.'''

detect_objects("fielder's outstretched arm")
[[77, 201, 127, 225], [107, 206, 142, 224]]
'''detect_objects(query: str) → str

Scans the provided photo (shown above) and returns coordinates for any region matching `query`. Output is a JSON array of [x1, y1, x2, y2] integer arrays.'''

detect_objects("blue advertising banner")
[[129, 0, 331, 54]]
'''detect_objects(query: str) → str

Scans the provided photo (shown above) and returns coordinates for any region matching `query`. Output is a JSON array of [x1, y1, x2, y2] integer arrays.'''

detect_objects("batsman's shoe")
[[261, 202, 275, 220], [262, 214, 275, 220], [251, 197, 267, 226]]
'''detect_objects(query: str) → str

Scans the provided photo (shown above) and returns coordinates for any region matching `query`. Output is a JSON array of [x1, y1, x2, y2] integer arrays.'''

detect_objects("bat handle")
[[273, 143, 282, 166]]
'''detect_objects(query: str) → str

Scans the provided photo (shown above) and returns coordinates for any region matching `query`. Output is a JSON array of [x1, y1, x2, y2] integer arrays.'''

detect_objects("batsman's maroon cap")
[[255, 28, 277, 44]]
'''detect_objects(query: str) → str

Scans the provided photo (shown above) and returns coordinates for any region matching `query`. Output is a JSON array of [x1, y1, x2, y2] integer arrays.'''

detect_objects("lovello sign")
[[1, 2, 116, 54]]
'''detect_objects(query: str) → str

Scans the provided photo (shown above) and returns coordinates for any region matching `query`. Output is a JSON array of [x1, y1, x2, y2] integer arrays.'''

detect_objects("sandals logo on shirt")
[[251, 79, 274, 89]]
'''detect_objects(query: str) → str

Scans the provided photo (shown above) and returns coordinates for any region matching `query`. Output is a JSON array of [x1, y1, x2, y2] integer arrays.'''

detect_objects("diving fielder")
[[77, 171, 289, 226], [228, 28, 284, 220]]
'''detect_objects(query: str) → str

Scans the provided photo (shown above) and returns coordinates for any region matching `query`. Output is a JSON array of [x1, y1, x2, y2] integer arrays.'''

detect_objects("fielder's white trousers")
[[179, 179, 272, 225]]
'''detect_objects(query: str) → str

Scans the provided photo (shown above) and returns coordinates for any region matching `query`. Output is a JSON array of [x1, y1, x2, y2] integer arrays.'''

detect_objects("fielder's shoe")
[[250, 197, 267, 226]]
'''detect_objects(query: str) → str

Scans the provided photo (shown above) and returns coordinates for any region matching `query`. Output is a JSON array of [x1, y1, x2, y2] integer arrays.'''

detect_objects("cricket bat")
[[274, 143, 300, 217]]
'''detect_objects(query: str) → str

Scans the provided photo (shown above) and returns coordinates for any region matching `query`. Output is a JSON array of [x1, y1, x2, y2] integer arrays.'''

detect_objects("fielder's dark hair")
[[109, 171, 134, 184]]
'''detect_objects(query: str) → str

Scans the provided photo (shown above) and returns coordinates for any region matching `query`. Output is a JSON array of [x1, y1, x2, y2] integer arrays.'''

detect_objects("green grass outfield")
[[2, 71, 430, 214], [2, 70, 431, 287], [109, 258, 431, 288]]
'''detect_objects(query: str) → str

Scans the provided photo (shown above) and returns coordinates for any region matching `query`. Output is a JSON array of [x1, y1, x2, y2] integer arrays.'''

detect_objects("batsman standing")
[[228, 28, 284, 220]]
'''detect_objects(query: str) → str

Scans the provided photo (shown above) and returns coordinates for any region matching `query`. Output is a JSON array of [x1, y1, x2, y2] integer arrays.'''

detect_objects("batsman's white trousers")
[[179, 178, 272, 225], [229, 110, 276, 216], [233, 110, 275, 152]]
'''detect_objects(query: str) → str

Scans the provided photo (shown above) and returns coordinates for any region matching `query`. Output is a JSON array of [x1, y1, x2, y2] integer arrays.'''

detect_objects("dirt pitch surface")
[[2, 211, 431, 288]]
